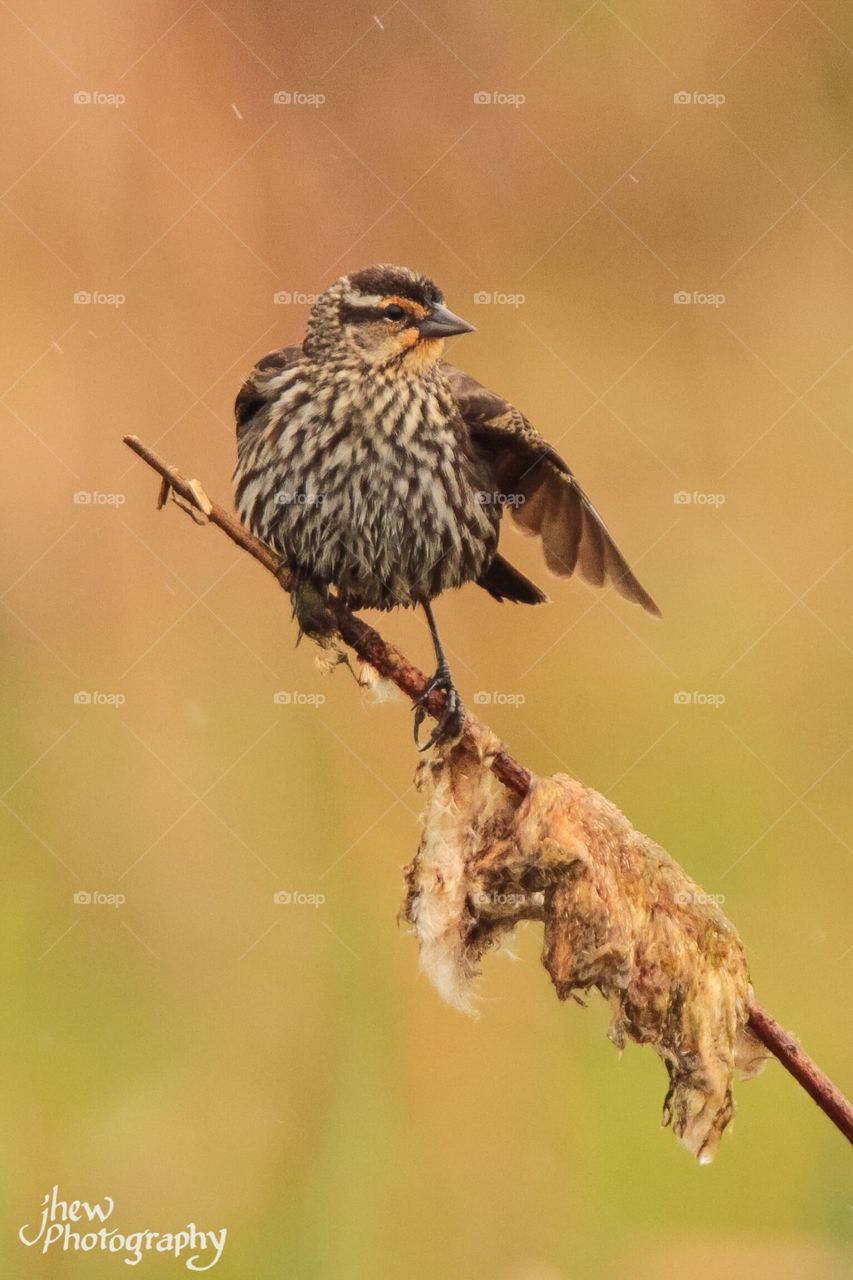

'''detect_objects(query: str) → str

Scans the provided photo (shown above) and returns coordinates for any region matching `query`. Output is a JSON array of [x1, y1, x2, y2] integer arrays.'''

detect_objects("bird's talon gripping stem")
[[413, 601, 465, 750], [412, 670, 464, 751], [286, 572, 334, 645]]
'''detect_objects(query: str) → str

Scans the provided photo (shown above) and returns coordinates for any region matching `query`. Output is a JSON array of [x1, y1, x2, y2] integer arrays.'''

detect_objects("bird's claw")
[[413, 668, 465, 752], [287, 574, 334, 646]]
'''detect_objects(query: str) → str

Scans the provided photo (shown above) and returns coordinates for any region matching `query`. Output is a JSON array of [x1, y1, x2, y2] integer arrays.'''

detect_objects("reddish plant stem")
[[746, 1004, 852, 1142], [123, 434, 853, 1148]]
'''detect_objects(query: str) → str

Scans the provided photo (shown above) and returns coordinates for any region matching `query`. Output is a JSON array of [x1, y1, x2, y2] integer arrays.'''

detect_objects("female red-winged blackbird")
[[234, 264, 659, 748]]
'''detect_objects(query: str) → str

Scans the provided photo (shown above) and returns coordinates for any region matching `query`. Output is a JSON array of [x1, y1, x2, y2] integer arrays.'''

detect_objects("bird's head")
[[304, 264, 474, 371]]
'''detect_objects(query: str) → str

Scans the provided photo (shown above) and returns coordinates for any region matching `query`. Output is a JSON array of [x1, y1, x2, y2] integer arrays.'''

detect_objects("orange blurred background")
[[1, 2, 851, 1277]]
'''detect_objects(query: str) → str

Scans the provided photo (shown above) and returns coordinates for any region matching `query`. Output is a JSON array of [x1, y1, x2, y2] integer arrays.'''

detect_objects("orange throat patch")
[[401, 332, 444, 371]]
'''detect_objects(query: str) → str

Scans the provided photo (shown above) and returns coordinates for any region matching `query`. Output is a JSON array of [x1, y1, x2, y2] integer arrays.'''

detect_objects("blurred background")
[[1, 1, 851, 1276]]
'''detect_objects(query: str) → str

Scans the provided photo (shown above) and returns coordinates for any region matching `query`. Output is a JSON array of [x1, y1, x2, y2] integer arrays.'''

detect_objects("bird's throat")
[[401, 335, 445, 373]]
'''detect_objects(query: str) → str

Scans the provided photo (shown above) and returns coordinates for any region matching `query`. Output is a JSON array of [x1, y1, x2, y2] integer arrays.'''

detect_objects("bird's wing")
[[444, 364, 660, 616], [235, 345, 305, 440]]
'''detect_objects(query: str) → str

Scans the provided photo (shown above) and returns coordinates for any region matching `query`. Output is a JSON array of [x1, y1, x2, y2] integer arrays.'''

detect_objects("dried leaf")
[[187, 478, 213, 517]]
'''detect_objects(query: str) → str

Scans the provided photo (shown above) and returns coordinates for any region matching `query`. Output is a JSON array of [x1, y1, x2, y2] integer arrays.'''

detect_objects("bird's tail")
[[478, 554, 549, 605]]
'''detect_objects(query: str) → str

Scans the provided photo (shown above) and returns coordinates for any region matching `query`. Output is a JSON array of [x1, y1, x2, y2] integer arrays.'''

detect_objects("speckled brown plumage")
[[233, 264, 659, 745]]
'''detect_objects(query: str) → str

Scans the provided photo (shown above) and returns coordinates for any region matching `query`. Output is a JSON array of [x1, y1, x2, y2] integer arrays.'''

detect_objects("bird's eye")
[[383, 304, 406, 321]]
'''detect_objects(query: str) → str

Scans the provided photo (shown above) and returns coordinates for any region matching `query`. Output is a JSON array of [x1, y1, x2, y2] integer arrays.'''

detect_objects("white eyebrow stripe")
[[343, 291, 384, 308]]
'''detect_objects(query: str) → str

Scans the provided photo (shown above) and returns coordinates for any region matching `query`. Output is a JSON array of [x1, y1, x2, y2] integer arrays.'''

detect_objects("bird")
[[233, 263, 659, 750]]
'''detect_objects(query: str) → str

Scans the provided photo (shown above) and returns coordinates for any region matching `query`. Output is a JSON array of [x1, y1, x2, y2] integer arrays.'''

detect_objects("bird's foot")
[[286, 572, 335, 646], [413, 665, 465, 752]]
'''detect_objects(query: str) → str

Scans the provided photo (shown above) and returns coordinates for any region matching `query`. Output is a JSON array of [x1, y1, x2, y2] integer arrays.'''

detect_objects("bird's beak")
[[418, 303, 475, 339]]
